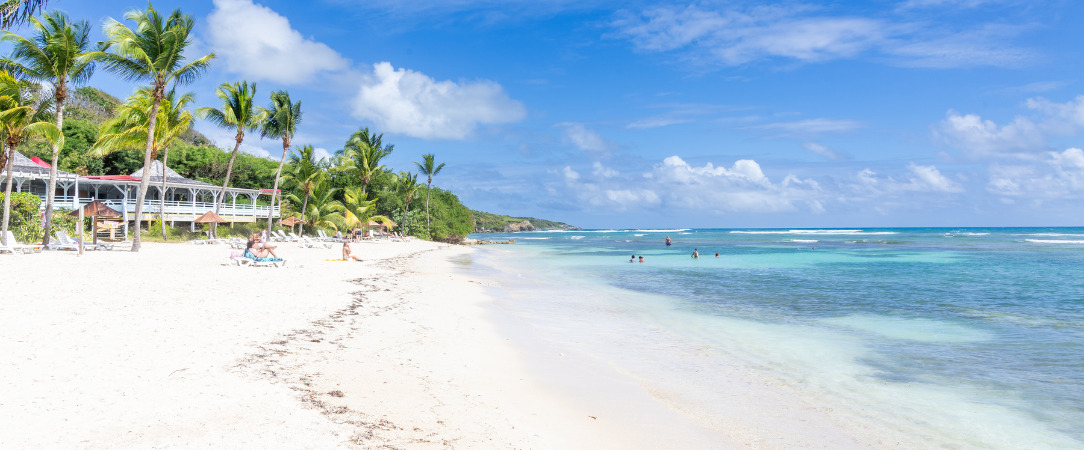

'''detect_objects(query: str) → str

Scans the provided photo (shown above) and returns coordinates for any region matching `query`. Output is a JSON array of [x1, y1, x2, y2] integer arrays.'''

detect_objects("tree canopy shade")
[[196, 80, 266, 236], [0, 0, 49, 29], [1, 10, 96, 245], [259, 89, 300, 232], [92, 4, 214, 251], [0, 71, 62, 243]]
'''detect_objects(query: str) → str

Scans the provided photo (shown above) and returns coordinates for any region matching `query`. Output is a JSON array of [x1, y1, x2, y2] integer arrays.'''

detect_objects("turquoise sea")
[[464, 228, 1084, 448]]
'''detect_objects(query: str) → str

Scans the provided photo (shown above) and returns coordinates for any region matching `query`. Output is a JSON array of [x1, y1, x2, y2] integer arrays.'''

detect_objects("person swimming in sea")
[[665, 236, 672, 247], [692, 248, 699, 259], [638, 256, 644, 263], [630, 254, 636, 263]]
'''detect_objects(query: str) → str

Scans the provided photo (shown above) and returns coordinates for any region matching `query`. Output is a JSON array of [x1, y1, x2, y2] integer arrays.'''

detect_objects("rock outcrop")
[[503, 220, 535, 232]]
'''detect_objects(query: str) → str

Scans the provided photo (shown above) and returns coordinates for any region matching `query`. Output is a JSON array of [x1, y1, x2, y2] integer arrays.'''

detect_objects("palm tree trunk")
[[213, 134, 242, 237], [300, 189, 310, 235], [266, 138, 289, 232], [131, 88, 163, 252], [159, 145, 170, 240], [41, 90, 65, 246], [425, 182, 432, 234], [2, 144, 14, 244]]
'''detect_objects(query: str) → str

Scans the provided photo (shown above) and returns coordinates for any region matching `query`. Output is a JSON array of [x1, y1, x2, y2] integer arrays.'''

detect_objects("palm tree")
[[283, 144, 324, 234], [0, 0, 49, 29], [93, 88, 194, 240], [196, 80, 266, 237], [414, 153, 445, 235], [396, 171, 420, 234], [341, 127, 391, 197], [0, 71, 61, 242], [1, 11, 95, 246], [93, 5, 215, 251], [259, 89, 300, 233], [340, 185, 375, 231], [287, 181, 343, 232]]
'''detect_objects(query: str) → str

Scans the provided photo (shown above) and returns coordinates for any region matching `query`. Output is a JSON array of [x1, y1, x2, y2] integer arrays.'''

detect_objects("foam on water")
[[1026, 239, 1084, 244], [821, 314, 995, 343]]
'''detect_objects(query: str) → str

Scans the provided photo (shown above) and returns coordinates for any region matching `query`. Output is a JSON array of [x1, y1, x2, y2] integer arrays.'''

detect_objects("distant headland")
[[471, 210, 580, 233]]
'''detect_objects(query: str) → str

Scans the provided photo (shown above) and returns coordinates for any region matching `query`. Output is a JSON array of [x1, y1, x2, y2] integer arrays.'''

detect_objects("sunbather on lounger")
[[247, 233, 281, 259]]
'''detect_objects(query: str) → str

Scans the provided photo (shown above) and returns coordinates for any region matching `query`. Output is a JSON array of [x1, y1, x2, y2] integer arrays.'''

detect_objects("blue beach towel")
[[243, 250, 283, 262]]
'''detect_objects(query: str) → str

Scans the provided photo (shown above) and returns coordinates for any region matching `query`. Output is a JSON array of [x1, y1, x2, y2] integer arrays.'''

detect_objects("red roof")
[[30, 156, 50, 168], [84, 175, 141, 181], [259, 188, 281, 194]]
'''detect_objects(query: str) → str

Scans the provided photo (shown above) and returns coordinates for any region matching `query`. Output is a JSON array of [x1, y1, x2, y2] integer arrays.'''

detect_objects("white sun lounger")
[[3, 231, 41, 254]]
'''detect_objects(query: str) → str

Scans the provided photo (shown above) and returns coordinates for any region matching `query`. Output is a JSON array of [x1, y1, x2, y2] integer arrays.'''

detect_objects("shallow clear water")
[[467, 227, 1084, 448]]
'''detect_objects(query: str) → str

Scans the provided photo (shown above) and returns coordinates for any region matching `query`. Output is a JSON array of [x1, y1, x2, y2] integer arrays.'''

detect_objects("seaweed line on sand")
[[233, 248, 456, 448]]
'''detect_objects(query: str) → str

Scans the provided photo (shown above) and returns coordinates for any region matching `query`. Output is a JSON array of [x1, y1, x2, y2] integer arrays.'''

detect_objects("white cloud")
[[592, 161, 618, 178], [313, 147, 333, 163], [206, 0, 349, 84], [561, 165, 580, 181], [752, 118, 863, 134], [352, 62, 527, 140], [559, 123, 616, 153], [612, 4, 1033, 68], [802, 142, 845, 160], [937, 96, 1084, 158], [852, 164, 963, 194], [987, 148, 1084, 198], [626, 117, 689, 129]]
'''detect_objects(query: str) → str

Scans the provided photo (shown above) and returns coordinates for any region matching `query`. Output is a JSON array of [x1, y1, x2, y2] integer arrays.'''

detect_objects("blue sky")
[[30, 0, 1084, 228]]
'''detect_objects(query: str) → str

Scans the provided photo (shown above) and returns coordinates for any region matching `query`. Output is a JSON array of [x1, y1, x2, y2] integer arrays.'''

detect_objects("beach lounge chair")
[[239, 249, 287, 267], [3, 231, 41, 254], [0, 233, 19, 254], [275, 230, 296, 242], [47, 231, 83, 251], [299, 235, 332, 249], [288, 232, 304, 242]]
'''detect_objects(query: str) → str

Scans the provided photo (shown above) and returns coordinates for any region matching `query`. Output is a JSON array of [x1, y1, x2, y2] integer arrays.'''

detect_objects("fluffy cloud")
[[612, 4, 1032, 68], [352, 62, 527, 140], [206, 0, 349, 84], [854, 164, 963, 194], [987, 148, 1084, 198], [937, 96, 1084, 158]]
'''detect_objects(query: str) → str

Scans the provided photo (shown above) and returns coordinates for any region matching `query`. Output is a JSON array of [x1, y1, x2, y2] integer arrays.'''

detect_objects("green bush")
[[0, 192, 43, 243]]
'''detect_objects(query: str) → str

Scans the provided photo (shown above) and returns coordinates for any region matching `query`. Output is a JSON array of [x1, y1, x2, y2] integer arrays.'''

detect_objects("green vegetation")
[[472, 210, 580, 232], [0, 4, 573, 245]]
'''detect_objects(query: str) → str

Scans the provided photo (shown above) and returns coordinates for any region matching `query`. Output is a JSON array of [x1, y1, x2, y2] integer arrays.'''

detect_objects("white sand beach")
[[0, 240, 877, 448]]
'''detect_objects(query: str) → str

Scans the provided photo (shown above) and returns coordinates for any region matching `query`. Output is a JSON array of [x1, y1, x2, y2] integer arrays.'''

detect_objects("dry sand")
[[0, 238, 875, 448]]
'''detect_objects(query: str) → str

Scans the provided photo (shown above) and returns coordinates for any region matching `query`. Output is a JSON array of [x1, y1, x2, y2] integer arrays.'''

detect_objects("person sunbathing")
[[246, 233, 280, 259], [343, 242, 362, 261]]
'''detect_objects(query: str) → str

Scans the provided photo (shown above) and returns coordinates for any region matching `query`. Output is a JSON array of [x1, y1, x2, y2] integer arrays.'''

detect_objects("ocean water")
[[464, 228, 1084, 448]]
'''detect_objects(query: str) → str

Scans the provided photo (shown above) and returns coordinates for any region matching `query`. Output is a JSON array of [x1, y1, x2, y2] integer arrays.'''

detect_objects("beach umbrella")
[[193, 210, 227, 223], [193, 211, 227, 238], [280, 216, 303, 226], [69, 200, 122, 245]]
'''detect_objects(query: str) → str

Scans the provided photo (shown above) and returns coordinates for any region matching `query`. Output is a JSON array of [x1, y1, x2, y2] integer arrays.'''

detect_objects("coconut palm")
[[0, 71, 61, 242], [341, 127, 391, 197], [395, 171, 420, 234], [93, 4, 215, 251], [0, 0, 49, 29], [340, 185, 376, 231], [283, 144, 324, 234], [259, 89, 300, 233], [196, 80, 266, 237], [287, 181, 343, 233], [414, 153, 445, 235], [93, 88, 195, 240], [1, 11, 95, 246]]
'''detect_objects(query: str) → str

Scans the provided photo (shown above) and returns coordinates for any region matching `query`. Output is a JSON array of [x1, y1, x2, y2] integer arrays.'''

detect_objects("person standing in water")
[[692, 248, 699, 259], [665, 236, 672, 247]]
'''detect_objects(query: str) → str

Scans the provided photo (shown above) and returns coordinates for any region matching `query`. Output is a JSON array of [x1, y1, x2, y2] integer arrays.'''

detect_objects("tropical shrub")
[[0, 192, 43, 242]]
